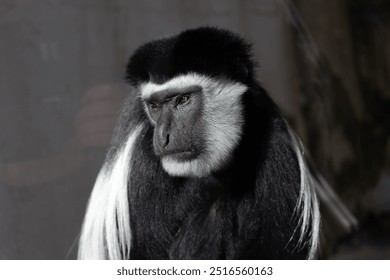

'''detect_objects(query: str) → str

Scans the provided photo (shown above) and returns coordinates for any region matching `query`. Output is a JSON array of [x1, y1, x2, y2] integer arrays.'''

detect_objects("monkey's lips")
[[161, 150, 198, 162]]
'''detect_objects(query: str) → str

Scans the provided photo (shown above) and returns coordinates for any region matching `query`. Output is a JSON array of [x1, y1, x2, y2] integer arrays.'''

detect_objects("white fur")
[[287, 127, 320, 259], [78, 124, 144, 259], [140, 73, 248, 177], [140, 74, 213, 99]]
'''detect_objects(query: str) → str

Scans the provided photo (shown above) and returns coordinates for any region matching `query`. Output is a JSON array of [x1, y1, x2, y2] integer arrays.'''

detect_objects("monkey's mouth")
[[161, 150, 197, 161]]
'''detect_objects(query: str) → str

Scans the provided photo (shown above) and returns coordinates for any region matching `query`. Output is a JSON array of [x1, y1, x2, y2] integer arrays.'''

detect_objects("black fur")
[[126, 27, 256, 86], [113, 27, 311, 259]]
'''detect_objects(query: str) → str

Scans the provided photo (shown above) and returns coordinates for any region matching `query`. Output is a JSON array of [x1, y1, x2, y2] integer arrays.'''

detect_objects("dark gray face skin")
[[143, 85, 204, 162]]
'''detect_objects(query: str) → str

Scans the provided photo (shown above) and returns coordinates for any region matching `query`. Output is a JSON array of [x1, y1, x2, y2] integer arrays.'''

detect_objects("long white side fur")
[[78, 124, 144, 259], [288, 127, 320, 259], [141, 73, 247, 177]]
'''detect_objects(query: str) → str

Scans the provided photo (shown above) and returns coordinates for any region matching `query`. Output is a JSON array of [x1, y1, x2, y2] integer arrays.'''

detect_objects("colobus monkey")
[[78, 27, 320, 260]]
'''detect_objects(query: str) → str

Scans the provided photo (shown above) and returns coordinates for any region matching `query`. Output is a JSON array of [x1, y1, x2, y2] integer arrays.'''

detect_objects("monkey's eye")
[[176, 95, 190, 106], [149, 102, 161, 110]]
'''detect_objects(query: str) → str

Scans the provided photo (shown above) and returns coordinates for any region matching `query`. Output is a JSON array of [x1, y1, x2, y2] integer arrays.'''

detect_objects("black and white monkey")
[[78, 27, 320, 260]]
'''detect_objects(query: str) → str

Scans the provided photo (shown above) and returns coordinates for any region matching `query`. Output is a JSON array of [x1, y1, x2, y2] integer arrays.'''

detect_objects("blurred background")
[[0, 0, 389, 259]]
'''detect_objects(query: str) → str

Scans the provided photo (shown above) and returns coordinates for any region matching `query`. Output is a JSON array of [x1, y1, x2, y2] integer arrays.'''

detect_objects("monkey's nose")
[[154, 130, 172, 156], [164, 133, 170, 148], [157, 127, 170, 149]]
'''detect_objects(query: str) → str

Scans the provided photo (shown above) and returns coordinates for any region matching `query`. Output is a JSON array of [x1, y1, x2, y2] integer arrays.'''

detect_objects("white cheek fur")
[[140, 73, 248, 177]]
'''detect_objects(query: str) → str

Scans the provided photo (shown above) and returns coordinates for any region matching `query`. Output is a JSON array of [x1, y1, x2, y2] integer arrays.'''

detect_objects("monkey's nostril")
[[164, 134, 170, 147]]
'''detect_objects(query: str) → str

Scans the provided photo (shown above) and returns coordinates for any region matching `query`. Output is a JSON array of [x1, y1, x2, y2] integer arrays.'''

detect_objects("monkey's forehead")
[[126, 27, 256, 87], [140, 74, 209, 99], [139, 73, 248, 103]]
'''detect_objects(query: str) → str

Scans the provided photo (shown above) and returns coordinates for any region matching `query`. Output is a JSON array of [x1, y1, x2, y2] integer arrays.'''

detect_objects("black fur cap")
[[126, 27, 257, 86]]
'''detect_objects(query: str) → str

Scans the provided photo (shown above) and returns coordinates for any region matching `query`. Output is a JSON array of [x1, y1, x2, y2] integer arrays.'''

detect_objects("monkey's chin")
[[161, 156, 211, 178]]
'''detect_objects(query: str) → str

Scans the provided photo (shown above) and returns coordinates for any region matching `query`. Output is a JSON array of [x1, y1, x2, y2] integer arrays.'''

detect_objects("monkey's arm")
[[232, 121, 311, 260]]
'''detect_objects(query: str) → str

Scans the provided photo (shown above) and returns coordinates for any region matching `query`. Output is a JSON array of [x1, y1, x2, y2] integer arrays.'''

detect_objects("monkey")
[[78, 27, 320, 260]]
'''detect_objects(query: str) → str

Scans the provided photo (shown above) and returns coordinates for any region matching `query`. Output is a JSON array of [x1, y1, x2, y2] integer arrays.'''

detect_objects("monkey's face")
[[144, 84, 205, 162], [141, 73, 248, 178]]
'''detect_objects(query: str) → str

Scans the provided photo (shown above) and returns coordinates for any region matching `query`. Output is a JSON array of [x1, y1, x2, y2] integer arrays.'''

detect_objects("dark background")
[[0, 0, 389, 259]]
